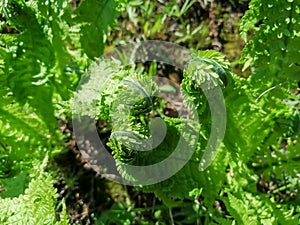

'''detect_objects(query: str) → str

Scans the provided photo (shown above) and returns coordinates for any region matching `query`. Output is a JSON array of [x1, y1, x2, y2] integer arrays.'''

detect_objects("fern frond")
[[0, 94, 64, 163], [241, 0, 300, 91], [73, 0, 119, 59], [1, 0, 57, 129], [223, 191, 300, 225], [0, 157, 69, 225]]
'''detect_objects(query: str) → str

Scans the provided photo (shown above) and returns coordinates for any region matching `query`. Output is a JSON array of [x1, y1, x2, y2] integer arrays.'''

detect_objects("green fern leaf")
[[73, 0, 119, 59], [0, 157, 69, 225]]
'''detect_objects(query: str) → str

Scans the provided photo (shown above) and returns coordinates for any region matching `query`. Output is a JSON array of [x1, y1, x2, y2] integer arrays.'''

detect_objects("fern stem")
[[255, 82, 285, 101]]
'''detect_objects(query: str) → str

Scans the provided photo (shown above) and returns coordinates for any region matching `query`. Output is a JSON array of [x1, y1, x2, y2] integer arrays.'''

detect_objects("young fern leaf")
[[1, 0, 57, 130], [241, 0, 300, 91], [0, 157, 69, 225], [121, 78, 153, 108], [73, 0, 120, 59], [94, 52, 231, 206], [196, 57, 230, 87], [0, 0, 128, 224]]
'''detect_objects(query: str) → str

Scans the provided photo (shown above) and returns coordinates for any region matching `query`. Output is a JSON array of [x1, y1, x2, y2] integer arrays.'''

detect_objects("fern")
[[0, 157, 69, 225], [73, 50, 233, 208], [222, 191, 300, 224], [240, 0, 300, 91], [73, 1, 300, 221], [1, 0, 57, 129], [0, 0, 124, 125], [72, 0, 299, 224], [0, 0, 127, 223], [2, 0, 296, 223], [73, 0, 120, 59]]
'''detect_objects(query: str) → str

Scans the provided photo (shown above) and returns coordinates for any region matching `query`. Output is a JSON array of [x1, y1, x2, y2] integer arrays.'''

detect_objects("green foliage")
[[96, 202, 144, 225], [222, 191, 300, 224], [240, 0, 300, 90], [0, 0, 126, 223], [73, 0, 120, 58], [0, 157, 69, 225], [78, 1, 300, 223], [1, 0, 299, 223]]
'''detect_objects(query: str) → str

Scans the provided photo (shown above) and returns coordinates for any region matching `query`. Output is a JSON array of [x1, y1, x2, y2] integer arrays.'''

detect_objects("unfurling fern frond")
[[75, 52, 232, 207], [76, 42, 298, 223]]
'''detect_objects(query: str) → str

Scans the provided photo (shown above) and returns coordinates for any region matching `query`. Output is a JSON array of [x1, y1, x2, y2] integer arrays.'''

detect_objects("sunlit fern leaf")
[[0, 94, 64, 176], [223, 191, 300, 224], [241, 0, 300, 91], [0, 88, 64, 195], [0, 157, 69, 225], [33, 0, 73, 74], [73, 0, 119, 59], [1, 0, 57, 130]]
